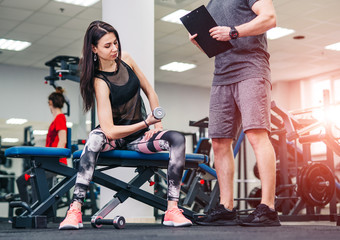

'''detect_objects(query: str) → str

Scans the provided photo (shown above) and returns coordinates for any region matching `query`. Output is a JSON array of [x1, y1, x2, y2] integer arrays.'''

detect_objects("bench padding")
[[5, 146, 71, 158], [73, 149, 206, 164]]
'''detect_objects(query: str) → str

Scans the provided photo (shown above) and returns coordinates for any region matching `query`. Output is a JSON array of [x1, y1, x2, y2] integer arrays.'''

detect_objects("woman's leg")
[[127, 130, 191, 227], [60, 129, 114, 230], [73, 129, 113, 204], [128, 130, 185, 203]]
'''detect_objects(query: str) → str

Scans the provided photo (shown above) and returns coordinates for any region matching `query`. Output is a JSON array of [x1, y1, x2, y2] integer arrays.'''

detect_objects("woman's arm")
[[95, 77, 159, 140], [57, 129, 67, 148], [122, 52, 164, 134]]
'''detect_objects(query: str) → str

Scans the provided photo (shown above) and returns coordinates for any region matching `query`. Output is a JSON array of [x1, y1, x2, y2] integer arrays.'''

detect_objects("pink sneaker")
[[59, 207, 83, 230], [163, 208, 192, 227]]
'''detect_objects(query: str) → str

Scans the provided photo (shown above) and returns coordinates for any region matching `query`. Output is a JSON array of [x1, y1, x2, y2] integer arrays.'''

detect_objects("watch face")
[[230, 28, 238, 39], [231, 31, 238, 39]]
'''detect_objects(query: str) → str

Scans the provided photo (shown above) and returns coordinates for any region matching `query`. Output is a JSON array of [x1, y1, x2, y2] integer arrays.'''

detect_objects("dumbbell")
[[152, 107, 166, 120], [91, 215, 125, 229]]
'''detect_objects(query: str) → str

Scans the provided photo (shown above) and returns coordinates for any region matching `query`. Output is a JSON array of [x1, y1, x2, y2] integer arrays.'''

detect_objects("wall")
[[0, 64, 78, 122], [0, 63, 88, 142], [272, 80, 301, 111], [155, 81, 210, 134], [272, 69, 340, 111]]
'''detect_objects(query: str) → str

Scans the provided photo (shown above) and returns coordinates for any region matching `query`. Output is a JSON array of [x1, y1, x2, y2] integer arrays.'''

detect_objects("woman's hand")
[[144, 128, 160, 141], [145, 113, 160, 126], [144, 114, 163, 141]]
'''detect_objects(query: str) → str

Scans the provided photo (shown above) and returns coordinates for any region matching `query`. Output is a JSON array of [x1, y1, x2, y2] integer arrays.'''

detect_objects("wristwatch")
[[229, 26, 239, 39]]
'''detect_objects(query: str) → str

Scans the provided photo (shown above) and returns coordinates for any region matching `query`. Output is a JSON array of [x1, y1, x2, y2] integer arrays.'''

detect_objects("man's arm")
[[209, 0, 276, 41]]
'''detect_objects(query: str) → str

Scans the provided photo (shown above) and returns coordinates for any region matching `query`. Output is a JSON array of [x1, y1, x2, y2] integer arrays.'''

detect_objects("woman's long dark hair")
[[80, 20, 122, 112]]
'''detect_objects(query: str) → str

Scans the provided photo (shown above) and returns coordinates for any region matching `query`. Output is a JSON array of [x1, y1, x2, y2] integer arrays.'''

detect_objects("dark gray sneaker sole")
[[239, 219, 281, 227]]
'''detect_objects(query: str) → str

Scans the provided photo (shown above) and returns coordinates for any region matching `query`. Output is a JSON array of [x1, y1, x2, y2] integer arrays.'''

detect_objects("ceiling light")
[[67, 122, 73, 128], [0, 38, 31, 51], [2, 138, 19, 143], [160, 62, 196, 72], [54, 0, 100, 7], [33, 130, 48, 136], [266, 27, 295, 40], [161, 9, 190, 24], [325, 42, 340, 51], [6, 118, 28, 125], [86, 120, 92, 125]]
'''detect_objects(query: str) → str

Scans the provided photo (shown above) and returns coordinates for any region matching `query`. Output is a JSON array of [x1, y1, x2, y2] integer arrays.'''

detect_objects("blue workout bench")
[[5, 146, 73, 228], [72, 149, 207, 227], [5, 146, 207, 228]]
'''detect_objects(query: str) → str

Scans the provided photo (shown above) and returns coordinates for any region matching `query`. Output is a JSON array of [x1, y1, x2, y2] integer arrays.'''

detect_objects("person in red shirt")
[[46, 87, 68, 165], [16, 87, 68, 204]]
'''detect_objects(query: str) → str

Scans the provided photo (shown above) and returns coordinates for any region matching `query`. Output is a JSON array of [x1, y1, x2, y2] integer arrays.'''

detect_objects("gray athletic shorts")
[[208, 78, 271, 139]]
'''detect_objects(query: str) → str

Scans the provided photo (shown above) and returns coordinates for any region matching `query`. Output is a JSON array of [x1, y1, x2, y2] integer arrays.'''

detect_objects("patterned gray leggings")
[[73, 128, 186, 203]]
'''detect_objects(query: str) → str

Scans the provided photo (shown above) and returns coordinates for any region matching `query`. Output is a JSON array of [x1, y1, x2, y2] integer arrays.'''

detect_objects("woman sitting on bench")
[[59, 20, 192, 230]]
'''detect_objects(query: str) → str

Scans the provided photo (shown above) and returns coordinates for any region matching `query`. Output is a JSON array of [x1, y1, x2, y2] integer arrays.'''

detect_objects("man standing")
[[189, 0, 280, 226]]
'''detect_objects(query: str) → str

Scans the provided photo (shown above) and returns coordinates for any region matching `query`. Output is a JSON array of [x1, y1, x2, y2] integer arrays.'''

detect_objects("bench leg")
[[31, 167, 55, 218], [204, 183, 220, 213], [92, 166, 198, 220], [92, 198, 121, 220], [183, 175, 201, 207], [30, 175, 76, 216], [92, 167, 157, 219]]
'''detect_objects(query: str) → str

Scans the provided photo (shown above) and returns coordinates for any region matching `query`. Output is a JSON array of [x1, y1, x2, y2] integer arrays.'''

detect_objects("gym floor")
[[1, 221, 340, 240]]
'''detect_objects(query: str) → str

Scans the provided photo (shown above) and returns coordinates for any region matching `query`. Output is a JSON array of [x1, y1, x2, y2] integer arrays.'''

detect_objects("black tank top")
[[95, 60, 148, 143]]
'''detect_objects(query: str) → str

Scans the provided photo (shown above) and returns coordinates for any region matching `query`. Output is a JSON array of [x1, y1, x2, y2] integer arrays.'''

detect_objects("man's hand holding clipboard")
[[180, 5, 233, 58]]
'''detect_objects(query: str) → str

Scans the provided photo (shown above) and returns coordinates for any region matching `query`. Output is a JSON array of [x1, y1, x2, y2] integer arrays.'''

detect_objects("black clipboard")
[[180, 5, 233, 58]]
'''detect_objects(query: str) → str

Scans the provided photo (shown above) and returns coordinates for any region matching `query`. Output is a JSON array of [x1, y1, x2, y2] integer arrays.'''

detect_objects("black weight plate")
[[301, 163, 335, 206], [307, 164, 333, 205], [247, 186, 261, 208]]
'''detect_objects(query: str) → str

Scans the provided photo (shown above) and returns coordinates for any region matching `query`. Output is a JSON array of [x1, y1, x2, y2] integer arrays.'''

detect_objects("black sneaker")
[[194, 204, 238, 226], [239, 204, 281, 227]]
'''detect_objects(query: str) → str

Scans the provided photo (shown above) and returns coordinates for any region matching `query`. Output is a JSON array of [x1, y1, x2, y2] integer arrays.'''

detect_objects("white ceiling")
[[1, 0, 340, 145], [1, 0, 340, 87]]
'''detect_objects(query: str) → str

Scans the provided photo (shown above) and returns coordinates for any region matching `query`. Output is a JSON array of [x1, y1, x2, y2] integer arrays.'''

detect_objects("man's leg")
[[240, 129, 280, 226], [197, 84, 239, 225], [211, 138, 234, 210], [195, 137, 238, 225], [246, 129, 276, 209]]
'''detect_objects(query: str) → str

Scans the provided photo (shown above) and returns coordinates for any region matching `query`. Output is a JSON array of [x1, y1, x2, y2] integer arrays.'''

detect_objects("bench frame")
[[5, 146, 207, 228]]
